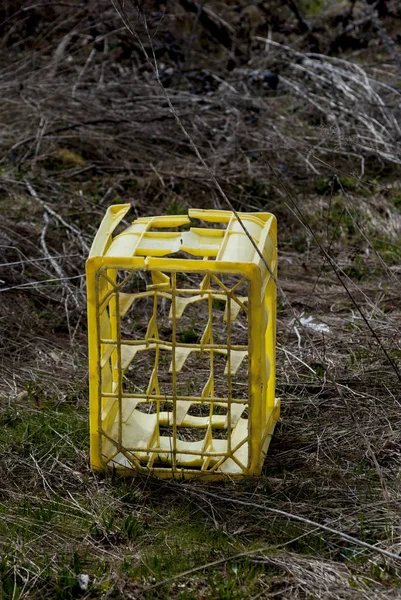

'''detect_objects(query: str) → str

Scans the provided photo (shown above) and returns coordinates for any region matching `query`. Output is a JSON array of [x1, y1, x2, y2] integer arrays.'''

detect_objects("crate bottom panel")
[[96, 400, 280, 478]]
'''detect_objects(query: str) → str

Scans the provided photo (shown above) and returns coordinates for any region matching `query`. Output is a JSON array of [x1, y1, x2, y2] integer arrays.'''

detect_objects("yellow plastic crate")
[[86, 205, 279, 479]]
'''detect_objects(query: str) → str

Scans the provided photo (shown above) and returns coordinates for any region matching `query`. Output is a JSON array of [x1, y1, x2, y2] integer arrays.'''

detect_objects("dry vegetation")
[[0, 0, 401, 598]]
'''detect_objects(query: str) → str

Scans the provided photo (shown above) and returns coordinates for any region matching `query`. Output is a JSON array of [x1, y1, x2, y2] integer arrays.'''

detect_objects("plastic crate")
[[86, 205, 279, 479]]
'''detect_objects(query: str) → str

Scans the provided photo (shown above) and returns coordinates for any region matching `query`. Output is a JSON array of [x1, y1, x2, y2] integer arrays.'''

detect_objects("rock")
[[248, 69, 279, 90]]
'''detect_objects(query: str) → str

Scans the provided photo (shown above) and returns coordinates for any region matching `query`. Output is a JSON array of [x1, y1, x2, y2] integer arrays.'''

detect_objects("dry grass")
[[0, 1, 401, 598]]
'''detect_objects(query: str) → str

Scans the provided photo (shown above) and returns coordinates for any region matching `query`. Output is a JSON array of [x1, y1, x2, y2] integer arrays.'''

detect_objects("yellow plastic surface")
[[86, 205, 279, 479]]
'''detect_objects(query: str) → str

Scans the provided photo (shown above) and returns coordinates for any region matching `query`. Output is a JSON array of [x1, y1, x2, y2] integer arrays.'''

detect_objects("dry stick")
[[188, 488, 401, 563], [40, 212, 67, 282], [72, 47, 96, 100], [0, 275, 84, 293], [264, 160, 393, 500], [314, 164, 401, 288], [263, 157, 401, 383], [143, 547, 284, 593], [48, 28, 76, 79], [362, 0, 401, 76], [11, 119, 132, 155], [40, 211, 79, 307], [144, 486, 401, 592], [25, 179, 90, 253], [0, 255, 80, 268], [343, 205, 401, 287]]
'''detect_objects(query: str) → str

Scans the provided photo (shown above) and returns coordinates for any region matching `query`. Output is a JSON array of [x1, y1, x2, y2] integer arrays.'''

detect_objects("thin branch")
[[263, 156, 401, 383], [182, 487, 401, 563]]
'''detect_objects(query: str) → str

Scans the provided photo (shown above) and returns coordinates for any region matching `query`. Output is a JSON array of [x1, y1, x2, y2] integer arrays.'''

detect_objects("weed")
[[343, 258, 368, 281], [315, 176, 358, 195], [123, 514, 142, 540], [372, 238, 401, 264], [392, 191, 401, 210], [0, 405, 88, 461], [298, 0, 326, 16], [54, 565, 81, 600], [167, 197, 186, 215], [293, 234, 308, 253], [178, 321, 199, 343], [42, 149, 85, 171], [212, 298, 226, 311]]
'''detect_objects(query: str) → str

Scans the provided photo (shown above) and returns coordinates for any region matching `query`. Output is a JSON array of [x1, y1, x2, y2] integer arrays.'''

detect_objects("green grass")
[[315, 176, 359, 195], [1, 396, 392, 599], [298, 0, 326, 16], [372, 238, 401, 264], [0, 404, 88, 461]]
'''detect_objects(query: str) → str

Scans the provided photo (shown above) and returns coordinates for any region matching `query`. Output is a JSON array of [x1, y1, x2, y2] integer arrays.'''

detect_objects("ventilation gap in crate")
[[135, 400, 157, 415], [213, 404, 228, 416], [187, 403, 211, 417], [119, 293, 156, 340], [176, 272, 205, 290], [123, 349, 157, 395], [177, 351, 211, 397], [231, 356, 249, 401], [156, 295, 173, 342], [211, 428, 228, 440], [157, 348, 173, 396], [117, 269, 149, 293], [213, 352, 229, 398], [175, 300, 209, 344], [177, 427, 206, 442]]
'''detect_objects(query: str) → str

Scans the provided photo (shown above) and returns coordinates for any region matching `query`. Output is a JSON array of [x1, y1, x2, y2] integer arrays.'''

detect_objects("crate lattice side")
[[87, 206, 279, 479]]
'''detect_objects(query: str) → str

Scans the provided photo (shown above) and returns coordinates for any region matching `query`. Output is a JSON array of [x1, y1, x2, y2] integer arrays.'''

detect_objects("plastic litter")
[[86, 205, 279, 479]]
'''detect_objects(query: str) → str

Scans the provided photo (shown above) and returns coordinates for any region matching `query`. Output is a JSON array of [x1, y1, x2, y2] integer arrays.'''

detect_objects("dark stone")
[[249, 69, 279, 90]]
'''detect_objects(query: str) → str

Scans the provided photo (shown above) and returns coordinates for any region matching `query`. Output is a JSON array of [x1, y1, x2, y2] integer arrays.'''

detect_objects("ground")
[[0, 1, 401, 598]]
